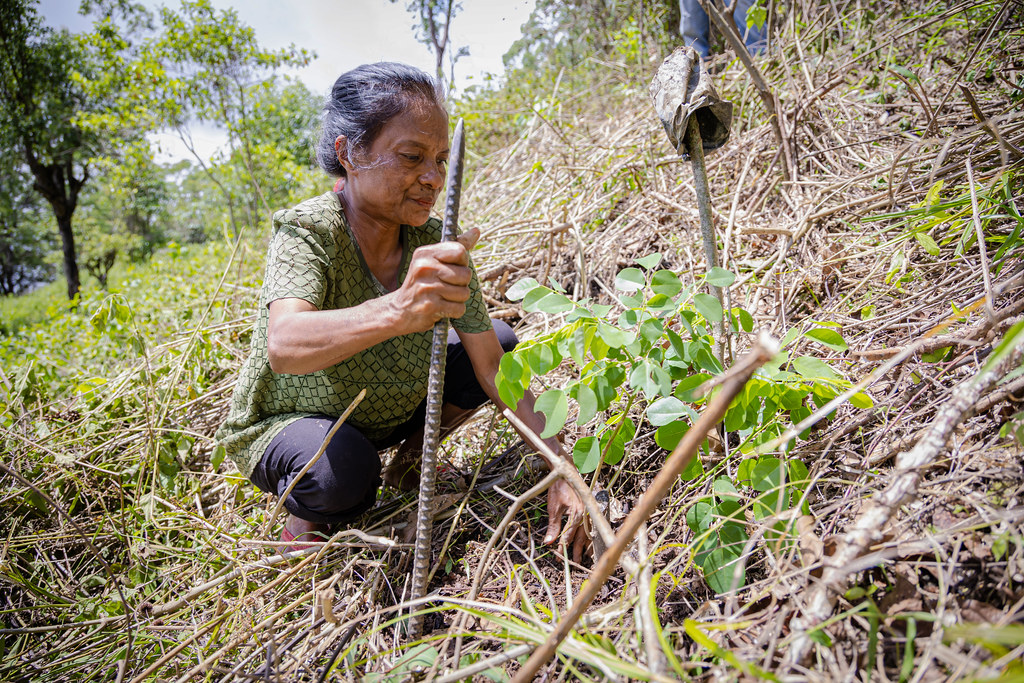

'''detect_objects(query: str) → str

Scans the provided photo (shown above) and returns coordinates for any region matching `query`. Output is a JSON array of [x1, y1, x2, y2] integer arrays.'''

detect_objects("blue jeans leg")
[[679, 0, 766, 57]]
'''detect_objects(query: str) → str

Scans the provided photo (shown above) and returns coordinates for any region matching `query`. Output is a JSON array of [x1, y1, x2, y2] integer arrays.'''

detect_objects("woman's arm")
[[459, 327, 590, 561], [268, 230, 479, 375]]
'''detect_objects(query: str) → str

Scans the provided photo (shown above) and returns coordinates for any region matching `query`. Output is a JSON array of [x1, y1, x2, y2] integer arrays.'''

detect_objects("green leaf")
[[647, 396, 691, 426], [651, 270, 682, 297], [526, 343, 560, 375], [535, 291, 574, 314], [780, 326, 802, 348], [535, 389, 568, 438], [701, 531, 746, 594], [983, 320, 1024, 373], [210, 445, 226, 472], [685, 499, 716, 533], [849, 391, 874, 409], [639, 317, 666, 344], [574, 383, 598, 425], [791, 356, 841, 382], [597, 321, 634, 348], [522, 286, 552, 312], [655, 420, 689, 451], [674, 373, 711, 402], [499, 352, 526, 384], [599, 428, 626, 466], [915, 232, 941, 256], [614, 268, 645, 292], [636, 253, 662, 270], [734, 307, 754, 333], [713, 477, 742, 517], [573, 436, 601, 473], [804, 328, 848, 352], [570, 324, 590, 367], [693, 292, 723, 322], [497, 372, 525, 411], [891, 64, 919, 84], [750, 457, 782, 493], [591, 375, 616, 411], [921, 346, 951, 363], [505, 278, 539, 301], [706, 267, 736, 287]]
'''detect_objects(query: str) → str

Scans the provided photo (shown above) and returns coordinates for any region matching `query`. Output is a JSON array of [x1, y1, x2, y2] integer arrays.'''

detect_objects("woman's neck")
[[337, 189, 403, 290]]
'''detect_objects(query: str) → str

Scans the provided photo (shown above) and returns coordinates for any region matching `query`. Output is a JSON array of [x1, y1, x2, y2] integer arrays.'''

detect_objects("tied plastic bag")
[[649, 46, 733, 159]]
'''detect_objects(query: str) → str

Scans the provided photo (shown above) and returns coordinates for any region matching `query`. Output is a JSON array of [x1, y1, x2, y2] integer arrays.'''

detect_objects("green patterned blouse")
[[216, 191, 492, 477]]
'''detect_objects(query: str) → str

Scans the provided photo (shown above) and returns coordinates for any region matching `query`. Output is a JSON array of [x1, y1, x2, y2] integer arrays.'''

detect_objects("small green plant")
[[869, 171, 1023, 284], [497, 256, 869, 591]]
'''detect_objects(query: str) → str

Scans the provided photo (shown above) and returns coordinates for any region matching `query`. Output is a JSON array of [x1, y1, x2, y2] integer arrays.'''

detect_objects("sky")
[[37, 0, 536, 162]]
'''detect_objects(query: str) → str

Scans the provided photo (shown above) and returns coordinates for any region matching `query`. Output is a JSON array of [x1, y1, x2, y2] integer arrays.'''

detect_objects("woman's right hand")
[[391, 227, 480, 333]]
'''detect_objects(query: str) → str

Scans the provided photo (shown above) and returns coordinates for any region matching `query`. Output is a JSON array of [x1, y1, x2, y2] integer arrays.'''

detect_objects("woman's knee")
[[261, 418, 382, 523], [492, 319, 519, 353], [292, 436, 381, 519]]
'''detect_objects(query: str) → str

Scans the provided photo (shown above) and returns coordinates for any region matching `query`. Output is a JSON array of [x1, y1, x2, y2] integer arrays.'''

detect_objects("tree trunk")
[[55, 211, 80, 299], [24, 147, 85, 300]]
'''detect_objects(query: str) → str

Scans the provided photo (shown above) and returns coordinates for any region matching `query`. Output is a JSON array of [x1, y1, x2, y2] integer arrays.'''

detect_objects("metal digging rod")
[[408, 117, 465, 638], [683, 115, 726, 363]]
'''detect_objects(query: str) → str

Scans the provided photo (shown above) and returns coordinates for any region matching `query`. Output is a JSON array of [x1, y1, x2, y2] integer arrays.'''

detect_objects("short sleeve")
[[452, 253, 493, 334], [264, 223, 330, 309]]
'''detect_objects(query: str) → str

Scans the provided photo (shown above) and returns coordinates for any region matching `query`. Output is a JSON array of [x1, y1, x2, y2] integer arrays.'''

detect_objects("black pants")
[[250, 321, 518, 525]]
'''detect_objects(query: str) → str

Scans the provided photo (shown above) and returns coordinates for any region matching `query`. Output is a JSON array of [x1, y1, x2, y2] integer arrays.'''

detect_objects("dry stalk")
[[786, 340, 1024, 666]]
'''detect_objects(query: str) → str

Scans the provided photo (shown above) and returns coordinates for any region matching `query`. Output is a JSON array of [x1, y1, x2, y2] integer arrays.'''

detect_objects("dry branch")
[[786, 335, 1024, 666]]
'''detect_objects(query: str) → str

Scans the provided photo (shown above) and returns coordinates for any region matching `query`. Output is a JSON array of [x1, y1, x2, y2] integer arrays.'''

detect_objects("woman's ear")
[[335, 135, 355, 174]]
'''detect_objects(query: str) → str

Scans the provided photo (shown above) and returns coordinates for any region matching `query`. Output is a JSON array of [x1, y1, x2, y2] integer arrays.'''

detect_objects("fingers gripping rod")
[[409, 118, 465, 637]]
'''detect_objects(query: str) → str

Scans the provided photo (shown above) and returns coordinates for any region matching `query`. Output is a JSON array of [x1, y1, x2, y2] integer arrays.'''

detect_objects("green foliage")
[[0, 238, 254, 442], [391, 0, 465, 87], [868, 171, 1023, 286], [497, 257, 867, 591], [76, 0, 315, 237], [0, 0, 105, 298], [0, 150, 54, 296]]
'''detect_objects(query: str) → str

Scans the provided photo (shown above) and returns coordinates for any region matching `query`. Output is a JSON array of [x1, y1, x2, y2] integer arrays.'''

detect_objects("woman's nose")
[[420, 161, 444, 189]]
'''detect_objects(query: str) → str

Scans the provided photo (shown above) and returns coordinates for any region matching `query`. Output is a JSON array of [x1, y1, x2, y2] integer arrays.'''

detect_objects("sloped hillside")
[[1, 1, 1022, 680]]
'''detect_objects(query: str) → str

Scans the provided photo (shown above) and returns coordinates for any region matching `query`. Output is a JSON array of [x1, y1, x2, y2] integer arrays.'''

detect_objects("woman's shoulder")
[[272, 192, 343, 235]]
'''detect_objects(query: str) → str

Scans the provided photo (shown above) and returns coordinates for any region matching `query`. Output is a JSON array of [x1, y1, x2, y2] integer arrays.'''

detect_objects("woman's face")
[[340, 101, 449, 229]]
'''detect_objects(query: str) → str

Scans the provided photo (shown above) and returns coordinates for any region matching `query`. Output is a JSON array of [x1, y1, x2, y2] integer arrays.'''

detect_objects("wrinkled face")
[[339, 100, 449, 228]]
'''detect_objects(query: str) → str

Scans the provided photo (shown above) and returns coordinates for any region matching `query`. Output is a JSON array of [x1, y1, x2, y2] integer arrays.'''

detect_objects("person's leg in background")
[[679, 0, 712, 59], [733, 0, 767, 54], [679, 0, 767, 58]]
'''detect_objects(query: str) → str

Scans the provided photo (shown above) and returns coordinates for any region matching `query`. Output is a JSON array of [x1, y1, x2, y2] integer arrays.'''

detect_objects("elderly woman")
[[216, 63, 587, 559]]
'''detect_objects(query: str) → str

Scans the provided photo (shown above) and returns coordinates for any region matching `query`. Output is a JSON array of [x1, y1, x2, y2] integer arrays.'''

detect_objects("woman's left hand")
[[544, 478, 590, 563]]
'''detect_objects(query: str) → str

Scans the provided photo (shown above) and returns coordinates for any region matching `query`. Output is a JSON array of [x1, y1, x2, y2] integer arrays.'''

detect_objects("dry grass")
[[2, 0, 1023, 680]]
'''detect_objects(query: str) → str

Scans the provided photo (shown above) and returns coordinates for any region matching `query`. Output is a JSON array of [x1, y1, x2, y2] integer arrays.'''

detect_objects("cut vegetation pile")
[[2, 0, 1023, 680]]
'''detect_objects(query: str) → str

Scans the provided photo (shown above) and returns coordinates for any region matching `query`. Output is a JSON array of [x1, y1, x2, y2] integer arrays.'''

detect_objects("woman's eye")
[[402, 154, 421, 162]]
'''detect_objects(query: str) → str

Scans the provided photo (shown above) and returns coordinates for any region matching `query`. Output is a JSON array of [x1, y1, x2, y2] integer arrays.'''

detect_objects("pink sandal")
[[280, 525, 328, 553]]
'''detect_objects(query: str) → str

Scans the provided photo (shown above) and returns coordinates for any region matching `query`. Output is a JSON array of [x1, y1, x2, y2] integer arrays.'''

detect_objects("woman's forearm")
[[267, 296, 409, 374]]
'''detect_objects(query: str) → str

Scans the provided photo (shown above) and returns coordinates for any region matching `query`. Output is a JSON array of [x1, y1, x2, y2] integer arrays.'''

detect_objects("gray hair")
[[315, 62, 447, 178]]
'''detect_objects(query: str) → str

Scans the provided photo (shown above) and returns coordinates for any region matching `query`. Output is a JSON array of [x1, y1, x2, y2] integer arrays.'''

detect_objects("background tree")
[[0, 0, 101, 299], [78, 0, 312, 239], [0, 151, 54, 297], [395, 0, 465, 89]]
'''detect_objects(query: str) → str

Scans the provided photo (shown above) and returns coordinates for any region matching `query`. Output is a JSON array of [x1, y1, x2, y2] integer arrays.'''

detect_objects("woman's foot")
[[280, 514, 330, 553]]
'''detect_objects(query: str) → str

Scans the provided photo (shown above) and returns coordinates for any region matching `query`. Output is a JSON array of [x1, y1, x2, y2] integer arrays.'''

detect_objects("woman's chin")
[[404, 205, 434, 226]]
